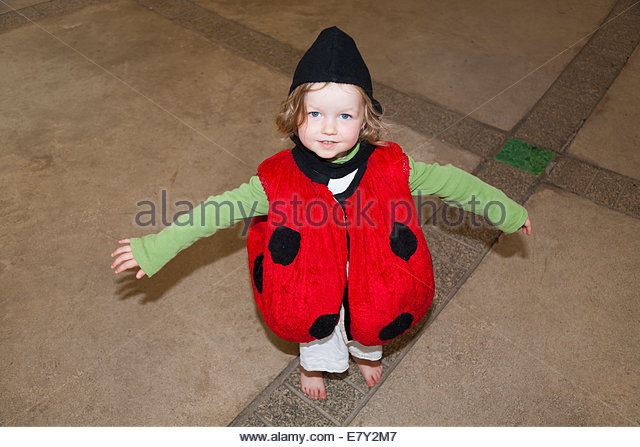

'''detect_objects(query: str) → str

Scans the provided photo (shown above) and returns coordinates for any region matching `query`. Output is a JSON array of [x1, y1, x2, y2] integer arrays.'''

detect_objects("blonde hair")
[[275, 82, 387, 145]]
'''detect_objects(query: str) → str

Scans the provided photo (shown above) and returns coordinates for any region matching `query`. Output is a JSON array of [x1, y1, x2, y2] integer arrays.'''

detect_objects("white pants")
[[299, 305, 382, 373]]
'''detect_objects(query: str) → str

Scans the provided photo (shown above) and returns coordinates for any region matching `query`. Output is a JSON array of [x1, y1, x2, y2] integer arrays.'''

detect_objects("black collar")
[[290, 135, 375, 185]]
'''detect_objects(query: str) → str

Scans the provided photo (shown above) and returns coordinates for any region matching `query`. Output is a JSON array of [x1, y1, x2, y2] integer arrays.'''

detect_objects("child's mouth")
[[319, 140, 338, 148]]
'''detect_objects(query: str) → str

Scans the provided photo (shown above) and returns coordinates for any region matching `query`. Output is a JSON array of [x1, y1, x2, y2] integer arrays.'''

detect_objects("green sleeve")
[[130, 175, 268, 277], [407, 156, 528, 234]]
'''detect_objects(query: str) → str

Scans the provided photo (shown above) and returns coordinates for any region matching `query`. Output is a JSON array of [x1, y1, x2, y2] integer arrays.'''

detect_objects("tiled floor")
[[1, 0, 638, 426]]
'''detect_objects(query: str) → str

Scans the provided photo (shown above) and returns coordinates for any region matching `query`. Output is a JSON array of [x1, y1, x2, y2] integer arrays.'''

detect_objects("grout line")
[[254, 413, 272, 427], [341, 376, 369, 396], [582, 170, 599, 197], [612, 180, 628, 209]]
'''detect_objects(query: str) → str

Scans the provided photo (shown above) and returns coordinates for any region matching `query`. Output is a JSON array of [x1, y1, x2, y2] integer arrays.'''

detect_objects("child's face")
[[297, 83, 366, 161]]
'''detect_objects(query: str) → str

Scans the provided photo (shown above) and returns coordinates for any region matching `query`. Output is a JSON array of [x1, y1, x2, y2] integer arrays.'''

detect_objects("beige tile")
[[19, 269, 296, 425], [194, 0, 613, 129], [0, 0, 293, 424], [354, 185, 638, 426], [452, 186, 640, 422], [569, 45, 640, 179], [352, 301, 629, 426]]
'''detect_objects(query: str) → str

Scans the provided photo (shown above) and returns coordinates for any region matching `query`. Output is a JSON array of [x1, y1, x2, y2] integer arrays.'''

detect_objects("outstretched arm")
[[117, 176, 269, 278], [111, 238, 147, 279], [408, 159, 529, 234]]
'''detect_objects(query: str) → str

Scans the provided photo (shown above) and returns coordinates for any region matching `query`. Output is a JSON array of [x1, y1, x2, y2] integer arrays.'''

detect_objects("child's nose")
[[321, 118, 337, 134]]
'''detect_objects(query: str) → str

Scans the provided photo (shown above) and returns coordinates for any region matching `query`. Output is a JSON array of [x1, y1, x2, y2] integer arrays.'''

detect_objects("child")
[[111, 27, 531, 400]]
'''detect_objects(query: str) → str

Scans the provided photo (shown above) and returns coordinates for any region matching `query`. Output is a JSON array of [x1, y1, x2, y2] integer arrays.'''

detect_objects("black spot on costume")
[[379, 313, 414, 341], [252, 252, 264, 294], [309, 313, 340, 339], [268, 226, 301, 266], [389, 222, 418, 261]]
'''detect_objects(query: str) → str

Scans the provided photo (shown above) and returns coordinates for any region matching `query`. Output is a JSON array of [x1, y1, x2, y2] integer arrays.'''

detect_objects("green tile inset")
[[494, 138, 555, 176]]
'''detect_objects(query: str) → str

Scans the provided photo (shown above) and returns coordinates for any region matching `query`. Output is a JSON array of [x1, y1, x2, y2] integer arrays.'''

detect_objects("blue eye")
[[340, 113, 351, 119], [309, 111, 320, 117]]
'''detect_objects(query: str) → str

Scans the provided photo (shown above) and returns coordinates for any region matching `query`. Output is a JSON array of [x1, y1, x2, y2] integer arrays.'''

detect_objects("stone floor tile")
[[382, 313, 429, 366], [546, 156, 599, 195], [453, 186, 640, 422], [284, 367, 365, 424], [423, 226, 481, 270], [514, 124, 568, 154], [429, 205, 502, 252], [16, 5, 46, 21], [259, 43, 302, 74], [616, 179, 640, 217], [0, 11, 27, 31], [474, 159, 538, 204], [439, 117, 483, 154], [567, 46, 640, 179], [352, 302, 630, 426], [441, 118, 507, 157], [431, 257, 466, 293], [524, 92, 594, 151], [239, 414, 267, 427], [32, 1, 66, 16], [378, 85, 458, 137], [340, 359, 374, 395], [584, 169, 627, 206], [466, 126, 509, 158], [556, 56, 619, 104], [578, 41, 628, 74], [256, 385, 334, 427]]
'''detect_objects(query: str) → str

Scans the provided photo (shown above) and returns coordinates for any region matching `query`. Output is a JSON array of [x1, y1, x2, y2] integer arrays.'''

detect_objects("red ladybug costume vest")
[[247, 142, 434, 346]]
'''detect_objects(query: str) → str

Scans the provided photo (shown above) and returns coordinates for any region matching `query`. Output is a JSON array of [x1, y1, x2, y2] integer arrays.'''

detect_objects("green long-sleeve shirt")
[[131, 145, 528, 277]]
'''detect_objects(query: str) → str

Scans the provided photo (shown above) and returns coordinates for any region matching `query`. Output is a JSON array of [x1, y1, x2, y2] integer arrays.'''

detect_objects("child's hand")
[[520, 217, 532, 235], [111, 238, 146, 279]]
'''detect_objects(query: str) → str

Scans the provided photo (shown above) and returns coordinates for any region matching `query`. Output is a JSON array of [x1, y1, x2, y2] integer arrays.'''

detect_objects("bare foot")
[[353, 357, 383, 387], [300, 366, 326, 399]]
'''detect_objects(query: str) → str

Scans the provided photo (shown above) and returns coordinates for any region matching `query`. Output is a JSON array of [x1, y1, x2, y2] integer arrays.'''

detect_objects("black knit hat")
[[289, 26, 382, 114]]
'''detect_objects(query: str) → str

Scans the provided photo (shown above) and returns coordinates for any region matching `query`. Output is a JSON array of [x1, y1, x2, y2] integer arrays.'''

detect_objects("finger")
[[111, 251, 133, 268], [115, 258, 139, 274], [136, 269, 147, 279], [118, 238, 131, 244], [113, 253, 134, 271], [111, 245, 132, 257]]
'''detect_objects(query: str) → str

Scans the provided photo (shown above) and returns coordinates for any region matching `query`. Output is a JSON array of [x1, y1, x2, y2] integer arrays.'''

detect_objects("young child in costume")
[[111, 27, 532, 400]]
